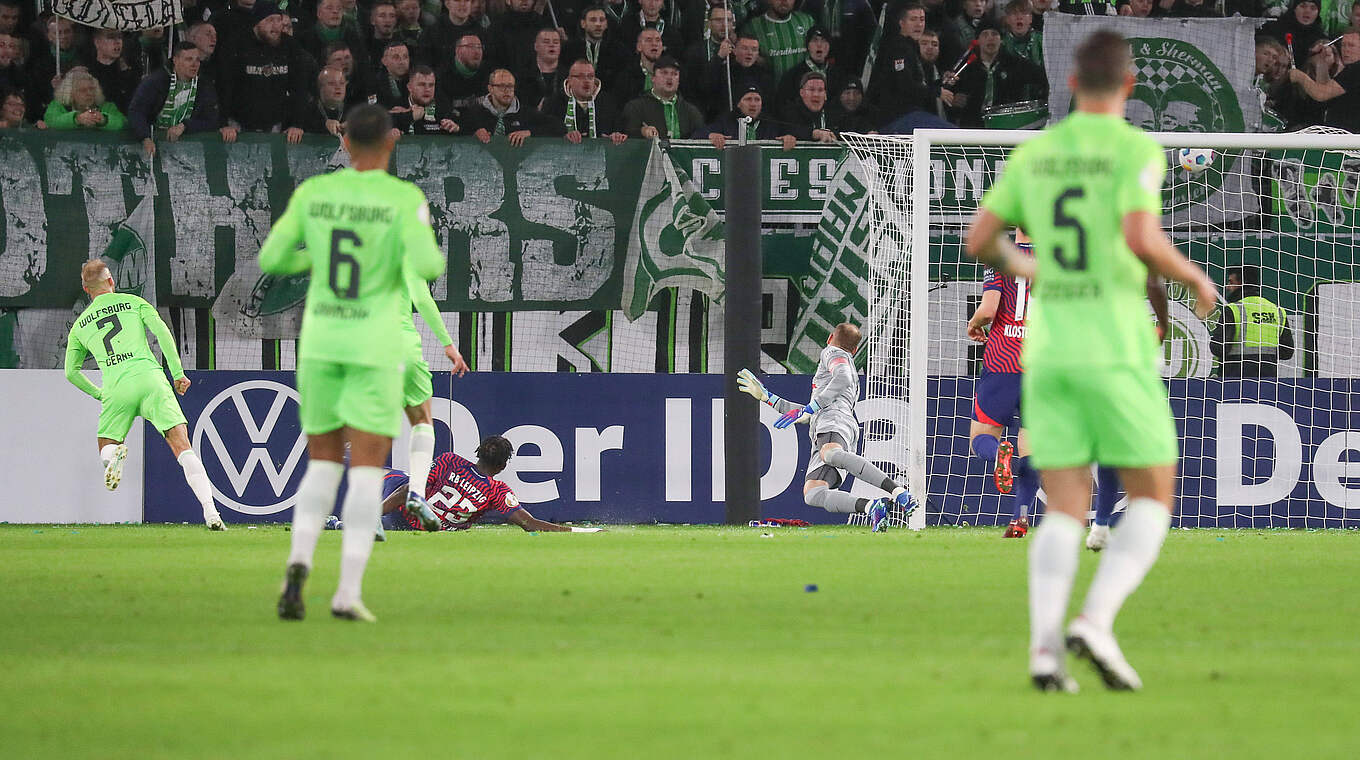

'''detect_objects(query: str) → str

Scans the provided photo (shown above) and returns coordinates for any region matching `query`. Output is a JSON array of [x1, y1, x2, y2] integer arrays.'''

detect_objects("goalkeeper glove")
[[774, 400, 820, 429], [737, 368, 782, 407]]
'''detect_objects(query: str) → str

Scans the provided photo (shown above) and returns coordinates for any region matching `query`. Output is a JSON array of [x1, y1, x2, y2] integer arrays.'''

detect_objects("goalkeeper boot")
[[1086, 524, 1110, 552], [994, 441, 1015, 494], [331, 600, 377, 623], [104, 443, 128, 491], [868, 498, 890, 532], [277, 563, 308, 621], [1004, 517, 1029, 538], [893, 488, 919, 517], [404, 490, 441, 532], [1066, 615, 1143, 691]]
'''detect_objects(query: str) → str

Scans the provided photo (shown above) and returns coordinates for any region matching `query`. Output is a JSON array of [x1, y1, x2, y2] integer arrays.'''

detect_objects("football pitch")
[[1, 524, 1356, 759]]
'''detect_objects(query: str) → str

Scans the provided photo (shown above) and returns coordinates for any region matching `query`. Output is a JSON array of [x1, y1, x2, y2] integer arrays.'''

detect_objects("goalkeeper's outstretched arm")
[[736, 368, 803, 415]]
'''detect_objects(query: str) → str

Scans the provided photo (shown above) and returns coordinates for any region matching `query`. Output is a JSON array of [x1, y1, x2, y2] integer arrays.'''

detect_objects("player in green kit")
[[964, 30, 1217, 692], [64, 260, 225, 530], [259, 104, 445, 623]]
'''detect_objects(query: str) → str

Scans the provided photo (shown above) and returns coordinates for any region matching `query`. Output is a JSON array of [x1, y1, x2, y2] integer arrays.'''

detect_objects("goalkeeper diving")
[[736, 323, 916, 531]]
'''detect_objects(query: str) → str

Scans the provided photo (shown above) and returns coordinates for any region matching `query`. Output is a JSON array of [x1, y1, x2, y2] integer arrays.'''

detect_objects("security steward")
[[1211, 265, 1294, 377]]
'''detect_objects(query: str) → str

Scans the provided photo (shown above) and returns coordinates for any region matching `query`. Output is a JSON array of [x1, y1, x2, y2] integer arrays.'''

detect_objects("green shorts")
[[297, 359, 403, 438], [1022, 364, 1178, 470], [402, 340, 433, 409], [98, 370, 187, 441]]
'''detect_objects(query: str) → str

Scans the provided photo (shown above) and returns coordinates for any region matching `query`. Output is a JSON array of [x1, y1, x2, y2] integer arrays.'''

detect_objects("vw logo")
[[193, 380, 307, 515]]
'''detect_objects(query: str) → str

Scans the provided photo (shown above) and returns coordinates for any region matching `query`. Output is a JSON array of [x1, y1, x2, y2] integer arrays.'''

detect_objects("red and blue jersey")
[[394, 452, 521, 530], [981, 245, 1033, 374]]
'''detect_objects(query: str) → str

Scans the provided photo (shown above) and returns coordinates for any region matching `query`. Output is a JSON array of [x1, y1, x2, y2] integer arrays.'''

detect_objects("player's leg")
[[278, 360, 348, 621], [1086, 465, 1122, 551], [95, 381, 138, 491], [801, 434, 869, 514], [971, 369, 1020, 494], [402, 347, 438, 520], [815, 413, 914, 520], [97, 436, 127, 490], [161, 424, 225, 530], [1005, 427, 1040, 537]]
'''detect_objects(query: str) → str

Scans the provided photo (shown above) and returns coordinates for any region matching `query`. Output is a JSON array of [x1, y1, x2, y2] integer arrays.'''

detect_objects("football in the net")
[[1177, 148, 1215, 174]]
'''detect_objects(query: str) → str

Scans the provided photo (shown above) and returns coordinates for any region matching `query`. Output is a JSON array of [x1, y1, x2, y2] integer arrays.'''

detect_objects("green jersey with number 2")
[[257, 168, 445, 368], [981, 112, 1165, 373]]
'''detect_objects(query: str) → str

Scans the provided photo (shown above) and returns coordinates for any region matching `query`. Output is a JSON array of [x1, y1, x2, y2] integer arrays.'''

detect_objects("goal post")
[[844, 128, 1360, 530]]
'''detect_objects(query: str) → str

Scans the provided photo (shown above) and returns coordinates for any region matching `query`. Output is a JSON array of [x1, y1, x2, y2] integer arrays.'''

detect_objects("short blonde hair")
[[81, 259, 110, 290], [54, 69, 105, 109], [832, 322, 862, 353]]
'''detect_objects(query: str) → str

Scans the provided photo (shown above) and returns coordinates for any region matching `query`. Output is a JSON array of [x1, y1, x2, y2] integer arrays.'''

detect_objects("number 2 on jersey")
[[328, 229, 362, 299], [95, 314, 123, 355]]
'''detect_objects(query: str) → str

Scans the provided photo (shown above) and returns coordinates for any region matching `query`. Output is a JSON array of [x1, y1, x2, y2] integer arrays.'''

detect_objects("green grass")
[[1, 524, 1356, 759]]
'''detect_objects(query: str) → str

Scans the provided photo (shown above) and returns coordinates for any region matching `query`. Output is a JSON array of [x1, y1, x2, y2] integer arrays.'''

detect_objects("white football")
[[1178, 148, 1215, 174]]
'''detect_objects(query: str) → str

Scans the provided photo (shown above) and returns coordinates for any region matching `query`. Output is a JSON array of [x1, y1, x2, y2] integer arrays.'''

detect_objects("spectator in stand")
[[462, 67, 542, 145], [186, 23, 220, 89], [489, 0, 548, 73], [83, 30, 137, 113], [943, 0, 989, 66], [45, 69, 126, 132], [942, 18, 1046, 127], [615, 27, 666, 103], [517, 28, 566, 110], [288, 66, 349, 140], [1117, 0, 1154, 15], [781, 70, 836, 141], [128, 44, 236, 157], [699, 83, 797, 149], [373, 41, 412, 108], [221, 3, 309, 132], [364, 1, 402, 62], [567, 5, 628, 81], [802, 0, 877, 75], [1257, 37, 1313, 129], [126, 26, 171, 81], [299, 0, 368, 69], [1001, 0, 1042, 68], [0, 0, 21, 37], [1264, 0, 1327, 64], [0, 33, 27, 97], [619, 0, 684, 55], [776, 27, 845, 115], [214, 0, 260, 56], [28, 15, 79, 115], [1055, 0, 1117, 13], [1289, 31, 1360, 131], [1162, 0, 1221, 16], [917, 28, 950, 121], [742, 0, 816, 79], [829, 78, 880, 132], [703, 32, 774, 118], [622, 54, 703, 137], [417, 0, 483, 67], [439, 32, 489, 106], [683, 3, 734, 100], [391, 64, 462, 133], [0, 89, 34, 127], [867, 4, 928, 123], [1348, 2, 1360, 33], [321, 41, 370, 108], [396, 0, 427, 45], [540, 58, 628, 143]]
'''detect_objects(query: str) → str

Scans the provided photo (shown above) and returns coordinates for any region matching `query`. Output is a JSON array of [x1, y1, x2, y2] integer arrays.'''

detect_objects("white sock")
[[407, 423, 436, 502], [100, 443, 118, 468], [1029, 511, 1084, 658], [287, 460, 345, 570], [177, 450, 217, 514], [334, 466, 384, 609], [1080, 498, 1172, 632]]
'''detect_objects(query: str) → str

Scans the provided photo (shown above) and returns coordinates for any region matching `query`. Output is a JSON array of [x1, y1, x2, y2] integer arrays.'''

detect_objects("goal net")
[[844, 129, 1360, 530]]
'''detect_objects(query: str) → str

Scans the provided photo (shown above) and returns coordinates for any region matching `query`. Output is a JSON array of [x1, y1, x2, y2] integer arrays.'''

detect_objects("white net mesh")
[[845, 130, 1360, 530]]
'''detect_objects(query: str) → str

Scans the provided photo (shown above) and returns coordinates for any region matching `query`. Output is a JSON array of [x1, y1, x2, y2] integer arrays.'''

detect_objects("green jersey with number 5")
[[258, 168, 445, 368], [981, 111, 1165, 373]]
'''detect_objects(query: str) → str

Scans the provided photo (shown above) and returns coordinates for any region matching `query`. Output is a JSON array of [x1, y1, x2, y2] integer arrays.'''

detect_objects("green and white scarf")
[[564, 98, 598, 137], [155, 73, 198, 128], [743, 118, 759, 141], [653, 92, 679, 137]]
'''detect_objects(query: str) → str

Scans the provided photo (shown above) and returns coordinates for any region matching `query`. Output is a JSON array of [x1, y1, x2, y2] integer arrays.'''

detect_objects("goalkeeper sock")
[[334, 466, 384, 609], [804, 484, 870, 514], [407, 423, 436, 502], [1093, 466, 1121, 527], [100, 443, 118, 468], [971, 433, 999, 461], [177, 450, 216, 513], [287, 460, 345, 570], [1079, 498, 1171, 632], [1011, 456, 1039, 521], [1029, 511, 1082, 658], [822, 448, 897, 492]]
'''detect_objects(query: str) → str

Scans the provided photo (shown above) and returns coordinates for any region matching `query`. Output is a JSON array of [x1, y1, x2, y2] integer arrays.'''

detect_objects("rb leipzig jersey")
[[417, 452, 520, 530], [981, 245, 1034, 373]]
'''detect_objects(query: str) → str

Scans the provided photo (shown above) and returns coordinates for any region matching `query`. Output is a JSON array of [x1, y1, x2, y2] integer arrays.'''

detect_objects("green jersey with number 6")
[[981, 112, 1165, 373], [257, 168, 445, 367]]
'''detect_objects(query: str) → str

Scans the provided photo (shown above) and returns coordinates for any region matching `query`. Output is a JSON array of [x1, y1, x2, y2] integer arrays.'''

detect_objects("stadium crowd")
[[0, 0, 1357, 144]]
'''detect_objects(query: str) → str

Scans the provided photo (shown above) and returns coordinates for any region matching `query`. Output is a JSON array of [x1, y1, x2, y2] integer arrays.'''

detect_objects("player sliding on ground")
[[965, 29, 1216, 691], [261, 104, 446, 623], [64, 260, 225, 531], [329, 435, 603, 533], [736, 323, 915, 532]]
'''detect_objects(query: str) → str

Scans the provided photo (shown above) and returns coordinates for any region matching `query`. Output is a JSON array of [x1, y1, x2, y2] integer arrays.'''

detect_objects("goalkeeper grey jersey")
[[811, 345, 858, 417]]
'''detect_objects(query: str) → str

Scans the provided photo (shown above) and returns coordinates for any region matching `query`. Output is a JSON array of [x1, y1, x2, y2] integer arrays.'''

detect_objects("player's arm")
[[257, 184, 310, 275], [401, 194, 445, 282], [407, 268, 467, 375], [380, 482, 408, 514], [736, 368, 804, 415], [968, 289, 1001, 343], [138, 299, 186, 385], [505, 507, 574, 532], [965, 210, 1036, 281], [1122, 213, 1216, 319], [63, 332, 101, 400], [1146, 275, 1170, 343]]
